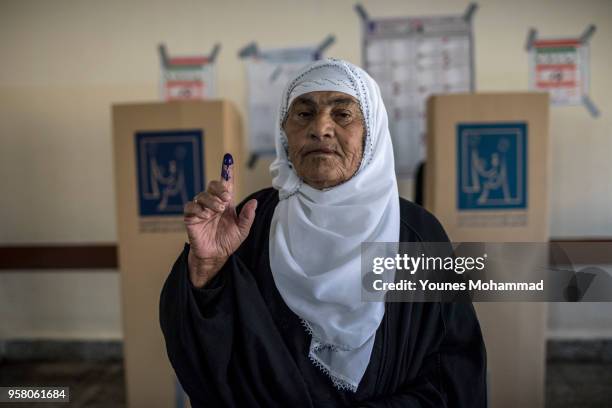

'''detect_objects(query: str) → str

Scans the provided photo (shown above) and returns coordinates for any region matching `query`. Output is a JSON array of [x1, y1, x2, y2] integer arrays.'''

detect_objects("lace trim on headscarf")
[[299, 318, 351, 351], [300, 318, 359, 392]]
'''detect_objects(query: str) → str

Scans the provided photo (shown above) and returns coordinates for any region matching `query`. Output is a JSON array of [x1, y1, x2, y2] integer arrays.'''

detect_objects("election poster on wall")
[[526, 26, 599, 117], [158, 44, 219, 101], [358, 5, 477, 178], [529, 38, 586, 106]]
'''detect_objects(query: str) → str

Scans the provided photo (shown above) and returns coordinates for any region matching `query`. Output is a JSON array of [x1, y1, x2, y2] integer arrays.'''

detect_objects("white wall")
[[0, 272, 121, 339], [1, 0, 611, 340]]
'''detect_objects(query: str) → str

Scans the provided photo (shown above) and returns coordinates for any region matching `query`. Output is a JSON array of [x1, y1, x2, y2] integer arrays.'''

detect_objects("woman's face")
[[283, 91, 365, 189]]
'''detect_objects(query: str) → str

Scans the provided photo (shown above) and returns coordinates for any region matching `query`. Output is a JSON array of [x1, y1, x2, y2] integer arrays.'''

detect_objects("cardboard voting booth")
[[425, 93, 550, 408], [112, 100, 243, 407]]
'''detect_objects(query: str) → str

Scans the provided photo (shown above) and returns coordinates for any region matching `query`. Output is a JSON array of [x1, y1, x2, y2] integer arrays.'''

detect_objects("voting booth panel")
[[425, 93, 550, 408], [112, 100, 243, 408]]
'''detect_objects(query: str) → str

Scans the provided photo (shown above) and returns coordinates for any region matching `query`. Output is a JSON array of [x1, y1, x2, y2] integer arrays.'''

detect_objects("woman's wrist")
[[187, 249, 228, 289]]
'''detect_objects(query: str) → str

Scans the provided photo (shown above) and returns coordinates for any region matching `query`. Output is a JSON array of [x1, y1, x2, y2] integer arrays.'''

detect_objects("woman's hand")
[[183, 154, 257, 288]]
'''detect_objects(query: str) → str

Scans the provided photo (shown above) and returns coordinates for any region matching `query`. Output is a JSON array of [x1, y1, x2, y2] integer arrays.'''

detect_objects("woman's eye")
[[297, 111, 313, 119], [335, 111, 352, 120]]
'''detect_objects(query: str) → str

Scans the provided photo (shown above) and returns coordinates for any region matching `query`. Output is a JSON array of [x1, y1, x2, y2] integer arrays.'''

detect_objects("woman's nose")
[[309, 112, 334, 140]]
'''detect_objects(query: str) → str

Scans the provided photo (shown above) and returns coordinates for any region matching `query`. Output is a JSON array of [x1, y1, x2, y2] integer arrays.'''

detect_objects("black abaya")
[[159, 187, 487, 407]]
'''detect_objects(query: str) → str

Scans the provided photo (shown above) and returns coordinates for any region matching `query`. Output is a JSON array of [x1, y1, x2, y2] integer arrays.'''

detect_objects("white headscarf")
[[269, 58, 400, 392]]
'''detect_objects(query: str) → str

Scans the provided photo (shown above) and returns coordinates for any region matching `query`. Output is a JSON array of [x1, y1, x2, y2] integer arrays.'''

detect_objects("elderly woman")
[[159, 58, 487, 407]]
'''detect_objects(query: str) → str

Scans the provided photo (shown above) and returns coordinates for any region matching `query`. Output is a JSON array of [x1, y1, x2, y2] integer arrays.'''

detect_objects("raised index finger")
[[220, 152, 235, 202]]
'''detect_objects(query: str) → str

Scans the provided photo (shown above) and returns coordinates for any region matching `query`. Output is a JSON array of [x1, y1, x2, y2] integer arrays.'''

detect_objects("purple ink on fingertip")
[[221, 153, 234, 181]]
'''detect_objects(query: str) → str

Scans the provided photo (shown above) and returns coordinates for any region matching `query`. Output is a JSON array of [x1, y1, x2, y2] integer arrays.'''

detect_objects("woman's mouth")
[[305, 147, 336, 156]]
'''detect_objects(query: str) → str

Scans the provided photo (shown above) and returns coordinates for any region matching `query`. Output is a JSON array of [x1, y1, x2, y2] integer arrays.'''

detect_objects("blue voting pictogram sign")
[[135, 129, 204, 216], [457, 123, 527, 210]]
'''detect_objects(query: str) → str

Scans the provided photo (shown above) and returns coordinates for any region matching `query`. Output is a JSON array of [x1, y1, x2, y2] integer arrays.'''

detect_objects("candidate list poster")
[[363, 15, 474, 178]]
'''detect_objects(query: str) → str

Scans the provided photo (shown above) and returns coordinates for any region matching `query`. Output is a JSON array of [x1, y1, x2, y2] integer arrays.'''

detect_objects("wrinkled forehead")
[[289, 91, 360, 110], [287, 64, 360, 109]]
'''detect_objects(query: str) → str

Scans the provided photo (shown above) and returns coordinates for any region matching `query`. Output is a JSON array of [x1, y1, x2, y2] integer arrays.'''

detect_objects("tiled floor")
[[0, 360, 125, 408], [0, 359, 611, 407], [546, 362, 612, 408]]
